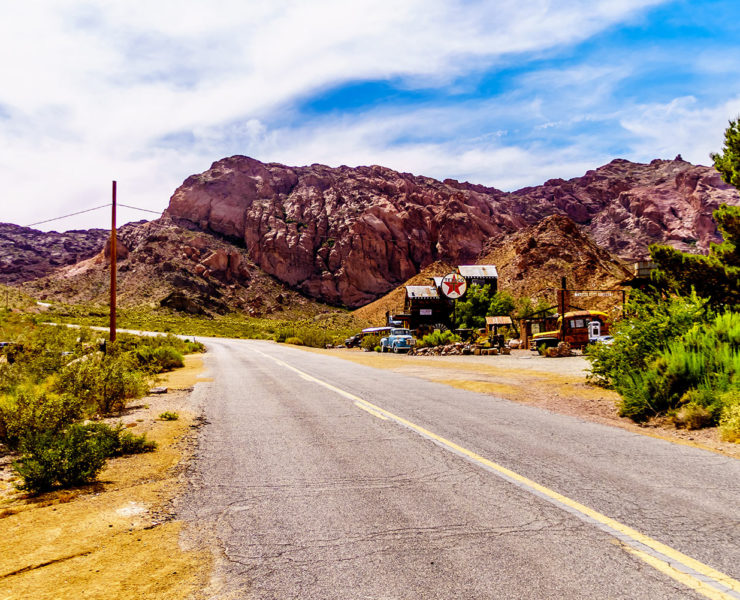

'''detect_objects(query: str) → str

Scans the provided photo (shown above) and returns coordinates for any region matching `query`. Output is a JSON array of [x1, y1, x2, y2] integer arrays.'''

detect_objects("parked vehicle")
[[531, 310, 609, 351], [380, 328, 416, 353]]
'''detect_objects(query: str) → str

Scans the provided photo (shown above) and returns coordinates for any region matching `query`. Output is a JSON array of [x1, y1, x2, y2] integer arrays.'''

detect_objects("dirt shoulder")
[[0, 354, 213, 600], [306, 347, 740, 460]]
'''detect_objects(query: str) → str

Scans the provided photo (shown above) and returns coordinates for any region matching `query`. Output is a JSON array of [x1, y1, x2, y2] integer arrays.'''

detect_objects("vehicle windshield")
[[391, 329, 411, 336]]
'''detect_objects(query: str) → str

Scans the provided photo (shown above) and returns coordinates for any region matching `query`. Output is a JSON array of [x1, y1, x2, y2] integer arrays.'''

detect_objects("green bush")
[[587, 290, 707, 389], [361, 334, 380, 351], [78, 421, 156, 456], [719, 391, 740, 442], [118, 429, 157, 454], [159, 411, 179, 421], [601, 306, 740, 422], [56, 354, 148, 416], [13, 424, 109, 493], [285, 337, 304, 346], [0, 387, 82, 450], [417, 330, 461, 348]]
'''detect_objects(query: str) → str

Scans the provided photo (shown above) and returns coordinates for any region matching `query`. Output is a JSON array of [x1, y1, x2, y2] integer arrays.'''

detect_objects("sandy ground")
[[0, 354, 213, 600], [306, 347, 740, 460]]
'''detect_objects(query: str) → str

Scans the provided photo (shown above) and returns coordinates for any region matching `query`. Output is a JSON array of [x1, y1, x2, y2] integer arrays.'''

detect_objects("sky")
[[1, 0, 739, 232]]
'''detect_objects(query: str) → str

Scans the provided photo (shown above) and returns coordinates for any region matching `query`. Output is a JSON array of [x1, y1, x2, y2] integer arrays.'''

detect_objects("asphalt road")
[[179, 338, 740, 599]]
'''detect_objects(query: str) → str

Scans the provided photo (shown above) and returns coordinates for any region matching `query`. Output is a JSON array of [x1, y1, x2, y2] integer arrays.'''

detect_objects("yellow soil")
[[0, 354, 212, 600], [306, 347, 740, 460]]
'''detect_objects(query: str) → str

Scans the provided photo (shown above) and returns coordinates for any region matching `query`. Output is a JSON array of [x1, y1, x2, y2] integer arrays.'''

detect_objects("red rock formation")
[[166, 155, 739, 307]]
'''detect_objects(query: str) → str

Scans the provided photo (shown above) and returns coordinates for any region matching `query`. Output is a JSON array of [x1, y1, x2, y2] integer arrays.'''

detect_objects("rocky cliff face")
[[0, 224, 109, 284], [166, 155, 740, 307]]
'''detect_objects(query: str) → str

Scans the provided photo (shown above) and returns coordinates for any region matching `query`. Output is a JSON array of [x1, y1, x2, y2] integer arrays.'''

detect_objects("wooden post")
[[559, 276, 567, 341], [110, 181, 117, 342]]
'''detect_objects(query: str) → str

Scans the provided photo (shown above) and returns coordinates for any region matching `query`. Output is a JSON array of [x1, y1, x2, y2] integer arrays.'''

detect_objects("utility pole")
[[110, 181, 117, 342]]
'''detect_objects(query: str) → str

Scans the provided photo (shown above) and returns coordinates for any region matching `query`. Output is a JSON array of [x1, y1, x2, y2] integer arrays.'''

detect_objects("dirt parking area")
[[0, 354, 213, 600], [309, 347, 740, 460]]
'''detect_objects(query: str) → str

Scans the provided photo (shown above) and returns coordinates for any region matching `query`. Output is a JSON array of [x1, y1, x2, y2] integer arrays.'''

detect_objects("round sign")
[[441, 272, 467, 299]]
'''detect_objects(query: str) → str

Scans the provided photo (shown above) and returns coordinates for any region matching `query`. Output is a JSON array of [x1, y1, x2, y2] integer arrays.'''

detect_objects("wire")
[[117, 203, 163, 215], [26, 204, 111, 228]]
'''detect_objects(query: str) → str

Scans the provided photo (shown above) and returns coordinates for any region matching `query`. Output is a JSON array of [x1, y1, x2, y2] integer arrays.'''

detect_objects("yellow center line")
[[252, 347, 740, 599]]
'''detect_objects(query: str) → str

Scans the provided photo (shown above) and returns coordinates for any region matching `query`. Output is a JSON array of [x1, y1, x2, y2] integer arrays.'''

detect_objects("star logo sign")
[[441, 273, 467, 298], [445, 276, 464, 295]]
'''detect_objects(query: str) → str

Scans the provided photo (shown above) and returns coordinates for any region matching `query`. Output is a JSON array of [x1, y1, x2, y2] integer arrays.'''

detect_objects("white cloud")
[[0, 0, 670, 230], [620, 96, 740, 166]]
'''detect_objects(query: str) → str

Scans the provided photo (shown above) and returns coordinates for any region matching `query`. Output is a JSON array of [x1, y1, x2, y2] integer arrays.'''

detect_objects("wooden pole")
[[559, 276, 567, 341], [110, 181, 117, 342]]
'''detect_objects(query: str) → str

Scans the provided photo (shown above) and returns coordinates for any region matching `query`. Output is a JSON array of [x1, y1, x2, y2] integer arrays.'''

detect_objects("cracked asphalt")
[[178, 339, 740, 599]]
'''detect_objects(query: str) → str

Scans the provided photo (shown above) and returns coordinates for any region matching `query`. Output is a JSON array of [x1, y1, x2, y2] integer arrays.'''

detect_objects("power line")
[[26, 204, 111, 228], [118, 203, 163, 215], [24, 202, 162, 228]]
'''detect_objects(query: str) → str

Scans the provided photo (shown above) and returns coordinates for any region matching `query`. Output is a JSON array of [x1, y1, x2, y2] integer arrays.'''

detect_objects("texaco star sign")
[[441, 272, 467, 299]]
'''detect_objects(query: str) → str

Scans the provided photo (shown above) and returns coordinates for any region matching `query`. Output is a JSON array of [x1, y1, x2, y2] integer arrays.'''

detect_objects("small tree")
[[454, 285, 514, 328]]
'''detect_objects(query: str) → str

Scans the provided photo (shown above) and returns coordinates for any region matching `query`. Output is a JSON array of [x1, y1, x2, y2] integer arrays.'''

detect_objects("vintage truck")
[[531, 310, 610, 351], [380, 328, 416, 353]]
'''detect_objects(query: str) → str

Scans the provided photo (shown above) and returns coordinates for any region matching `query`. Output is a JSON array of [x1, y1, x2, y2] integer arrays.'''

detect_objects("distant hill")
[[0, 223, 108, 285]]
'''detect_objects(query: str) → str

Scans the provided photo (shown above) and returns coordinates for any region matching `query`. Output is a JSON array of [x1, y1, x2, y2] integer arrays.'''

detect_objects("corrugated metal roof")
[[486, 316, 512, 325], [459, 265, 498, 278], [406, 285, 440, 299]]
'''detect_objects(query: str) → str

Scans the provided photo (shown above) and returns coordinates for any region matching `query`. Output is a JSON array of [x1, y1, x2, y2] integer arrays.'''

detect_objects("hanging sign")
[[441, 273, 467, 299]]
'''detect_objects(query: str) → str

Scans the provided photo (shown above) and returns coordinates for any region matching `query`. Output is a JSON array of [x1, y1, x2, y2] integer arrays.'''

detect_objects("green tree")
[[649, 118, 740, 309], [711, 117, 740, 189], [454, 285, 514, 328]]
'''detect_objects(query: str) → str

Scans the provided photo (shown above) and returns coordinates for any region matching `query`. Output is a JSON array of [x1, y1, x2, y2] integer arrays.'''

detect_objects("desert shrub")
[[0, 387, 82, 450], [117, 429, 157, 454], [607, 308, 740, 422], [417, 330, 461, 348], [719, 391, 740, 442], [78, 421, 156, 456], [285, 337, 304, 346], [150, 347, 184, 371], [587, 290, 707, 389], [159, 411, 179, 421], [361, 335, 380, 351], [13, 424, 109, 493], [673, 402, 713, 430], [56, 354, 148, 416], [130, 345, 185, 372]]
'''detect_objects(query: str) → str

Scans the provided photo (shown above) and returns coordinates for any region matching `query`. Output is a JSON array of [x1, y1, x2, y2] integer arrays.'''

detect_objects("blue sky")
[[1, 0, 739, 231]]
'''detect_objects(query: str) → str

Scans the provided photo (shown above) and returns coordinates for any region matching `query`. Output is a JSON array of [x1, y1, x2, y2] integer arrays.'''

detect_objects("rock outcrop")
[[166, 156, 739, 307], [0, 224, 109, 284]]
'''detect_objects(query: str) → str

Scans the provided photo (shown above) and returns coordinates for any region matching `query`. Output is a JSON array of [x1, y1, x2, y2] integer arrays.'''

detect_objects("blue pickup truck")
[[380, 328, 416, 353]]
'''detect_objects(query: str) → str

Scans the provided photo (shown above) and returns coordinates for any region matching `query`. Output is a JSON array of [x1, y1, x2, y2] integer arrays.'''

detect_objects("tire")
[[393, 344, 400, 354]]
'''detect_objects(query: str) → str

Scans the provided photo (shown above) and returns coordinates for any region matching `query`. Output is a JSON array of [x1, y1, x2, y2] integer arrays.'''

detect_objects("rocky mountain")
[[23, 216, 332, 319], [478, 215, 633, 309], [166, 155, 739, 307], [0, 224, 109, 285]]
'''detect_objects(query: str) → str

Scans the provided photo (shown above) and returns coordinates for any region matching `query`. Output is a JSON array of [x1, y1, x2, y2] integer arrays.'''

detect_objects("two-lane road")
[[179, 338, 740, 599]]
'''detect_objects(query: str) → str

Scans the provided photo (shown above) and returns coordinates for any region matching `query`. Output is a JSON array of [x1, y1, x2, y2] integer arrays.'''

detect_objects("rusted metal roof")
[[459, 265, 498, 279], [406, 285, 440, 299], [485, 316, 512, 326]]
